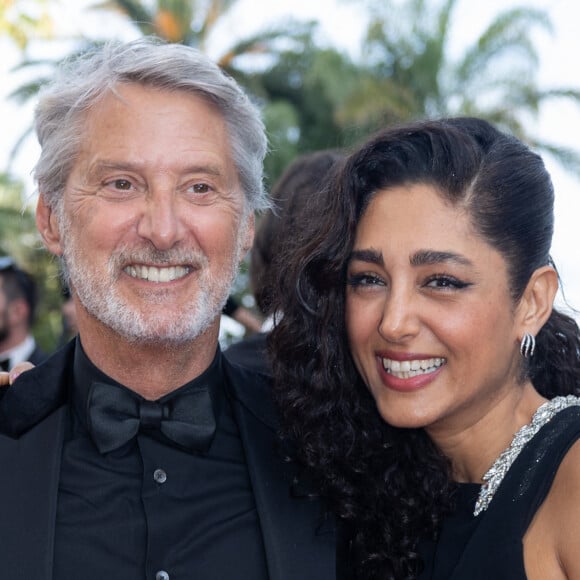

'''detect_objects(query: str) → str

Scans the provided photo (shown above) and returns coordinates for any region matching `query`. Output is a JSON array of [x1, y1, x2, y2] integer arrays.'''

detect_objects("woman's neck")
[[427, 383, 547, 483]]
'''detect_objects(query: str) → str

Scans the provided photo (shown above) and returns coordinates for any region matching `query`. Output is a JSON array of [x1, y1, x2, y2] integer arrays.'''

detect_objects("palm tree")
[[255, 41, 369, 183], [0, 0, 53, 49], [339, 0, 580, 170], [94, 0, 234, 47], [90, 0, 312, 76], [6, 0, 313, 173]]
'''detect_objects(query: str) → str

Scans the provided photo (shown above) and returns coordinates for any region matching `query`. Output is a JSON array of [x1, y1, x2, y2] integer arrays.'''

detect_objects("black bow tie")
[[87, 381, 217, 454], [0, 358, 10, 372]]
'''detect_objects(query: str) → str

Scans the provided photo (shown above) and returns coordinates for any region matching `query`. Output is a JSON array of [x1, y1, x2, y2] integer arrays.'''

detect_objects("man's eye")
[[112, 179, 132, 190], [191, 183, 211, 194]]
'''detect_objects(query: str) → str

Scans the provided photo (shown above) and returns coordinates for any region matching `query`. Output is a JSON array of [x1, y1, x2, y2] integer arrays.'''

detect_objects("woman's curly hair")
[[269, 117, 580, 578]]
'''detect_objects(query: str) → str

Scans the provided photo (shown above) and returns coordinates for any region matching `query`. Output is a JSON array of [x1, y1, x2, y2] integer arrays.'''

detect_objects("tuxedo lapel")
[[0, 341, 74, 580], [0, 406, 67, 580], [225, 362, 336, 580]]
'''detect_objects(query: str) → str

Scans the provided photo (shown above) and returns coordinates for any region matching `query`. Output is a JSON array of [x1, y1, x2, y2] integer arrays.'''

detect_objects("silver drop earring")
[[520, 332, 536, 358]]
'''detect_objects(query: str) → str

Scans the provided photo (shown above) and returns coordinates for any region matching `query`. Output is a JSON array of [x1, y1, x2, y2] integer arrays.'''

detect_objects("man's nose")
[[136, 189, 184, 250]]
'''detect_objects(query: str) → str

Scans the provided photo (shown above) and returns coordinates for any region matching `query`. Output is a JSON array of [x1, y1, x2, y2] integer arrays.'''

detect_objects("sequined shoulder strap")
[[475, 396, 580, 515], [485, 401, 580, 529], [448, 403, 580, 580]]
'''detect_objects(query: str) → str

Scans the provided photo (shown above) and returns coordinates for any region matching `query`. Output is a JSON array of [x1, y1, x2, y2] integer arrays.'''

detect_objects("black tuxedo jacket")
[[0, 341, 336, 580], [28, 343, 48, 366], [224, 332, 270, 374]]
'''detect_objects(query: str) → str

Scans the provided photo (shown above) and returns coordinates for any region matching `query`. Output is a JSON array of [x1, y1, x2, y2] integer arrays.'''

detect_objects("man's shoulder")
[[223, 333, 270, 374], [222, 355, 278, 430], [0, 341, 74, 438], [28, 343, 49, 365]]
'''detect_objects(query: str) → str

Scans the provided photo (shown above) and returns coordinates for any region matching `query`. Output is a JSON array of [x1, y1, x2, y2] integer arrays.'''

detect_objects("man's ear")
[[36, 194, 64, 256], [516, 265, 559, 338]]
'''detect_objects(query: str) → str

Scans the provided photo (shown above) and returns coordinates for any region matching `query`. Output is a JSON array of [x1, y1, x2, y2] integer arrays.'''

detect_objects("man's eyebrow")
[[349, 248, 384, 266], [410, 250, 472, 267], [89, 160, 225, 177]]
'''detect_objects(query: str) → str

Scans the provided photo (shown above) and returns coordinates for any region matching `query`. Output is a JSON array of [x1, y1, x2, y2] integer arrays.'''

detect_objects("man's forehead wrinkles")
[[85, 159, 228, 177]]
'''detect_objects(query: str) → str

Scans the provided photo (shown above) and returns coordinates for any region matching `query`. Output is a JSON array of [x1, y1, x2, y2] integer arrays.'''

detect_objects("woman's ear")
[[36, 194, 64, 256], [517, 265, 559, 336]]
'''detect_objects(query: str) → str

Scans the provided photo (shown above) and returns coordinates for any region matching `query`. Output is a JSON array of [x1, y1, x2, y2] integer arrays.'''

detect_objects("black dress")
[[418, 403, 580, 579]]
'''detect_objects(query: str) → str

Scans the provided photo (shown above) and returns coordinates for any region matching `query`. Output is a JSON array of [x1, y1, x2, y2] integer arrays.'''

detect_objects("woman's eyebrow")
[[349, 248, 384, 266], [410, 249, 472, 267]]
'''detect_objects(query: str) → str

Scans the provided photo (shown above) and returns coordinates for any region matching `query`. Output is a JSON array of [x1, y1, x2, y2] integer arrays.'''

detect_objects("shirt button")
[[155, 571, 170, 580], [153, 468, 167, 484]]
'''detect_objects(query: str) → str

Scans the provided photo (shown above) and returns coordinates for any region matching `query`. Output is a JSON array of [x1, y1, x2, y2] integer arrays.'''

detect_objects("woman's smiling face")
[[345, 182, 525, 439]]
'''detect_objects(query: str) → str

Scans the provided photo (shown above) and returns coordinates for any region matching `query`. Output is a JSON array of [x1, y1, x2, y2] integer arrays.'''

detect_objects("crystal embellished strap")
[[474, 395, 580, 516]]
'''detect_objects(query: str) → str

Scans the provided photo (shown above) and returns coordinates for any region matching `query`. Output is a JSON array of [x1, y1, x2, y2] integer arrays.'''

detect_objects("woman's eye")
[[425, 275, 470, 290], [347, 273, 385, 288]]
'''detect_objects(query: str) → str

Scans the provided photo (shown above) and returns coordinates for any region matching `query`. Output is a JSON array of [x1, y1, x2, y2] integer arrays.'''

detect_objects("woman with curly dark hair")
[[269, 117, 580, 579]]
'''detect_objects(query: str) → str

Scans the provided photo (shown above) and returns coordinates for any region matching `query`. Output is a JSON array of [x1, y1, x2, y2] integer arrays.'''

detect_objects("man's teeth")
[[381, 357, 445, 379], [124, 265, 189, 282]]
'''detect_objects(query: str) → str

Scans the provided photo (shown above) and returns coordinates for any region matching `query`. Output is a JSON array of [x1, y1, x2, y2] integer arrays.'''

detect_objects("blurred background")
[[1, 0, 579, 350]]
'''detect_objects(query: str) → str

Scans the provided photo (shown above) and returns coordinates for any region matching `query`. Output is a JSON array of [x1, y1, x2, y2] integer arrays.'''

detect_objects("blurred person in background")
[[222, 294, 263, 335], [0, 256, 46, 370], [225, 149, 345, 373]]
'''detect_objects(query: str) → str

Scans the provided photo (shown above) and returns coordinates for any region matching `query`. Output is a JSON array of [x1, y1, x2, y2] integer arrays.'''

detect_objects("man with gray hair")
[[0, 38, 335, 580]]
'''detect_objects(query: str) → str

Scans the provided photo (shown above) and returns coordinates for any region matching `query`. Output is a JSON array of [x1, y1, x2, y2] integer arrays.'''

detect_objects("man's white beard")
[[59, 214, 245, 345]]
